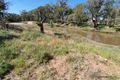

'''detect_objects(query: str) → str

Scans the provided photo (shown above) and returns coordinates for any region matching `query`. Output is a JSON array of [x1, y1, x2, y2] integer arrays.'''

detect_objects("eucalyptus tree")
[[21, 10, 34, 21], [0, 0, 6, 19], [54, 0, 71, 23], [0, 0, 7, 28], [103, 0, 116, 26], [5, 13, 21, 22], [68, 4, 88, 25], [87, 0, 105, 29], [33, 5, 53, 33]]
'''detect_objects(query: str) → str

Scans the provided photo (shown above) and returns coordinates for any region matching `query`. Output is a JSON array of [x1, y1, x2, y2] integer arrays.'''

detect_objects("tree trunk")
[[37, 23, 44, 33], [93, 21, 97, 29], [40, 23, 44, 33], [92, 18, 98, 30], [92, 15, 98, 30]]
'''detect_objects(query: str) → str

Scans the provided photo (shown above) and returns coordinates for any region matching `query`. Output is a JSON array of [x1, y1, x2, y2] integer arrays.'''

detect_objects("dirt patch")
[[5, 53, 120, 80]]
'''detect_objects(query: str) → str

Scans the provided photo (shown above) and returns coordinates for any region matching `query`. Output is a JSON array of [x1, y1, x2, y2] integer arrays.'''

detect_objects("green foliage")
[[53, 0, 70, 23], [0, 0, 6, 11], [87, 0, 105, 28], [21, 10, 34, 21], [14, 57, 25, 69], [68, 4, 88, 26], [33, 6, 50, 23], [5, 13, 21, 22]]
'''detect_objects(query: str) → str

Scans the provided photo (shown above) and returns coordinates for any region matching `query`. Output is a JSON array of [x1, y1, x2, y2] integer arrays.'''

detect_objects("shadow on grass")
[[0, 34, 19, 41], [0, 64, 14, 79]]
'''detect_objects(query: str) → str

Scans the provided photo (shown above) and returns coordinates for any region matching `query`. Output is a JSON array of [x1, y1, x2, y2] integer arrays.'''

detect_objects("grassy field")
[[0, 23, 120, 80]]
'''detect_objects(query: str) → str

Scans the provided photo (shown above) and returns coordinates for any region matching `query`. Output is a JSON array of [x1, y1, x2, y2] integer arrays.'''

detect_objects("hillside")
[[0, 23, 120, 80]]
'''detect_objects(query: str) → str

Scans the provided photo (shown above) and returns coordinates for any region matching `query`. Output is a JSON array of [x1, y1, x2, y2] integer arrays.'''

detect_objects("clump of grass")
[[33, 45, 53, 64], [21, 43, 36, 59], [13, 57, 25, 69], [35, 52, 53, 64], [54, 32, 63, 38], [12, 57, 25, 74], [21, 31, 41, 41], [53, 44, 69, 55], [0, 60, 13, 78]]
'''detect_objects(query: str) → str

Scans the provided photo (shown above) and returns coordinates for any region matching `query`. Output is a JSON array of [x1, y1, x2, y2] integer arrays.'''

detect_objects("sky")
[[6, 0, 87, 14]]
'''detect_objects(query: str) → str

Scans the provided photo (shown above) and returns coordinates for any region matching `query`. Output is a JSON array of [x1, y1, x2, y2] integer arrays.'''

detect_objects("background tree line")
[[0, 0, 120, 32]]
